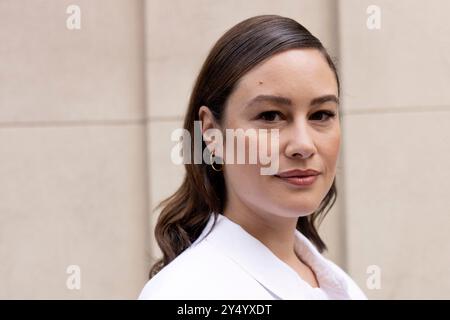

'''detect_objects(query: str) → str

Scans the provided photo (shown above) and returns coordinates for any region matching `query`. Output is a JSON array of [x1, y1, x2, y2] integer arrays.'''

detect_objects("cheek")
[[224, 162, 264, 204], [223, 135, 271, 196], [319, 129, 341, 173]]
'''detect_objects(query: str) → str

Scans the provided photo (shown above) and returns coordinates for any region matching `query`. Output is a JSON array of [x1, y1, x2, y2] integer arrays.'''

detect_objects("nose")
[[284, 119, 316, 159]]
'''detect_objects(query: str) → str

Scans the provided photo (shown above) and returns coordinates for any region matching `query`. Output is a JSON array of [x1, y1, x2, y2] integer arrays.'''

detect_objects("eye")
[[309, 110, 336, 122], [257, 111, 284, 122]]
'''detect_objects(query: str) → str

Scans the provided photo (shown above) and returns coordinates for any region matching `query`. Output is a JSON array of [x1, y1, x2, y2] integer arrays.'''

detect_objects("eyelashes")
[[256, 110, 337, 122], [257, 111, 284, 122], [309, 110, 337, 121]]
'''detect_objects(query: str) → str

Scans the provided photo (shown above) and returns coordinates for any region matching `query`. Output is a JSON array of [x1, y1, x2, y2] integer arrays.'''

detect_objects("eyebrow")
[[245, 94, 339, 109]]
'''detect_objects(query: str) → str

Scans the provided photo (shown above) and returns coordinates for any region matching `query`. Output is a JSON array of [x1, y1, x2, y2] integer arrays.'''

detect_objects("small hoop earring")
[[210, 150, 223, 172]]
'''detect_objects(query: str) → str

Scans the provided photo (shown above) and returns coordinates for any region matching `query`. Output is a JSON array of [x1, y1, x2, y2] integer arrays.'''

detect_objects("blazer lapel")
[[197, 213, 312, 299]]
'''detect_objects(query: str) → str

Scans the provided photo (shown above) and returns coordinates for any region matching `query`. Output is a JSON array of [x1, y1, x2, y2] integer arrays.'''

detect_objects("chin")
[[274, 203, 319, 218], [284, 197, 321, 211]]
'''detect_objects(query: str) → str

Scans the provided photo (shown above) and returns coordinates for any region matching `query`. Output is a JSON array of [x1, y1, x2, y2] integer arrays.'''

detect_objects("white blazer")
[[139, 213, 367, 300]]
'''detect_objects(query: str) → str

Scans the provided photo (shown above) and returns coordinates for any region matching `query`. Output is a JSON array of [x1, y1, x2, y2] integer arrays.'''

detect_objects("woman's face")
[[203, 48, 340, 219]]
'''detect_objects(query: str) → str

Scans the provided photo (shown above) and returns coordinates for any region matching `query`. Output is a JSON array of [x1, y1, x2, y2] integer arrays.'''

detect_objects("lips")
[[274, 169, 321, 178], [274, 169, 321, 187]]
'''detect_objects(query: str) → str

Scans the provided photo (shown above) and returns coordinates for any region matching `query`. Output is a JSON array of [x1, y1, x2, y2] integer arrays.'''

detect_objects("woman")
[[139, 15, 367, 300]]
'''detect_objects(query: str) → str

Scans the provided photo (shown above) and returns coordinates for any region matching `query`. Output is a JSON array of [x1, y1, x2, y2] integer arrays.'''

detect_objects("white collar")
[[192, 212, 352, 299]]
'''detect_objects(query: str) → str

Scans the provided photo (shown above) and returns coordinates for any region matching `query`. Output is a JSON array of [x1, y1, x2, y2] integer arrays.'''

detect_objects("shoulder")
[[138, 240, 265, 300], [324, 258, 368, 300]]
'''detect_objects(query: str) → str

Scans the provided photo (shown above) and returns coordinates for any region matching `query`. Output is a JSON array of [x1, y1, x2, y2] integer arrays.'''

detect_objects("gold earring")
[[210, 150, 223, 172]]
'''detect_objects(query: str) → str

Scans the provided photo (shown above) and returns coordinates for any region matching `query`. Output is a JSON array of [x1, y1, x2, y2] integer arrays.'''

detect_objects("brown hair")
[[149, 15, 339, 278]]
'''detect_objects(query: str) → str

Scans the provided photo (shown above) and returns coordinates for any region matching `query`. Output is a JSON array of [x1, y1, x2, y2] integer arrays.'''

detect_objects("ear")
[[198, 106, 221, 153]]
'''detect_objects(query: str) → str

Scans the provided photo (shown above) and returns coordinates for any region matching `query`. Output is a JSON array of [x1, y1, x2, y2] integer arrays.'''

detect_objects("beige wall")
[[0, 0, 149, 299], [338, 0, 450, 299], [1, 0, 449, 299]]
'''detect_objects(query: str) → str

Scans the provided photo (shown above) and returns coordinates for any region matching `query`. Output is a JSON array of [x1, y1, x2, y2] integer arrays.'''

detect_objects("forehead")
[[228, 48, 338, 108]]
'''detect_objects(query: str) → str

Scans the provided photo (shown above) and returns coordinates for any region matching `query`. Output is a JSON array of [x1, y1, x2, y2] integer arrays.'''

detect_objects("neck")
[[223, 200, 298, 262]]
